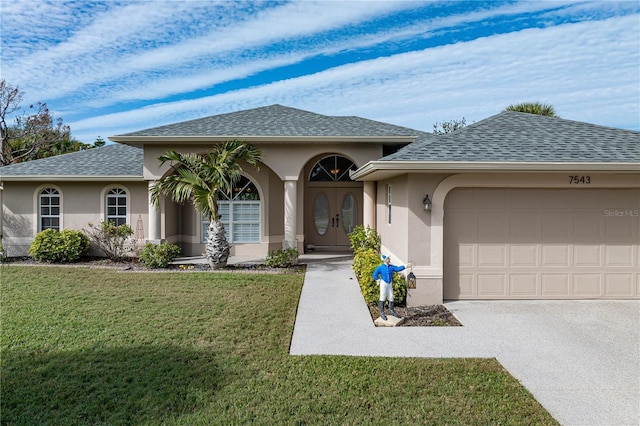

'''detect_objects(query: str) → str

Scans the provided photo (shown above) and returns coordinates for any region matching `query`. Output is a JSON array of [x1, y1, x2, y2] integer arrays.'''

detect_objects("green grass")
[[1, 266, 558, 425]]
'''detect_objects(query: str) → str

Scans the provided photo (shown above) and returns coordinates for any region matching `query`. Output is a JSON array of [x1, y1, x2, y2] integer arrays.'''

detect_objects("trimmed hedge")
[[29, 229, 90, 263], [139, 242, 181, 269], [265, 248, 299, 268], [349, 226, 406, 304]]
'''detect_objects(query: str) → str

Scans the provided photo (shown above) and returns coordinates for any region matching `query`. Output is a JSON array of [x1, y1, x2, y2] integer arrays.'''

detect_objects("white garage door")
[[444, 188, 639, 300]]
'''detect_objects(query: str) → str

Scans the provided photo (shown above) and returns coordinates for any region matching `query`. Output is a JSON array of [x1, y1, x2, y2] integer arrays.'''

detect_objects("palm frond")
[[151, 141, 262, 266]]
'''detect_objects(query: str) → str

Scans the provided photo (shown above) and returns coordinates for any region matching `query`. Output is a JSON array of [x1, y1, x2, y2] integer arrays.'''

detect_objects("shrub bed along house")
[[29, 229, 90, 263]]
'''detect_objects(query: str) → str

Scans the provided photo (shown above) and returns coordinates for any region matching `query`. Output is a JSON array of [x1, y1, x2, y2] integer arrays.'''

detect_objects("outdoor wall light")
[[423, 194, 432, 211], [407, 271, 417, 289]]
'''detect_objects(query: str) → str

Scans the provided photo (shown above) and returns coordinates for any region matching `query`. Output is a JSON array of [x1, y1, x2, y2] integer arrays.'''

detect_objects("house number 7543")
[[569, 175, 591, 184]]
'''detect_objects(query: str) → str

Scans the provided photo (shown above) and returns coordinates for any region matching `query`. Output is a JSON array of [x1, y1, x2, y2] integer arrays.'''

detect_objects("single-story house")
[[1, 104, 638, 305]]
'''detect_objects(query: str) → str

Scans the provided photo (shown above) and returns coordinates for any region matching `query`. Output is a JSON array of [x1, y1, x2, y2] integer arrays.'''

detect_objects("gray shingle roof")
[[118, 104, 432, 138], [383, 111, 640, 163], [0, 144, 143, 178]]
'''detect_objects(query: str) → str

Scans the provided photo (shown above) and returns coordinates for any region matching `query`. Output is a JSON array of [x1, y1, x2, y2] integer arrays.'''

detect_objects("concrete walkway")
[[289, 255, 640, 426]]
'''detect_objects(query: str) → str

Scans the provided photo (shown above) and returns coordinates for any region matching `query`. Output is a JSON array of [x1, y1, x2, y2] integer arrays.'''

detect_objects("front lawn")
[[1, 266, 558, 425]]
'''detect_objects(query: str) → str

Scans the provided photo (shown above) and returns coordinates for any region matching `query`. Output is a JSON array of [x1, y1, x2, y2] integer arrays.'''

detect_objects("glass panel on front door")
[[341, 193, 357, 235], [314, 192, 330, 235]]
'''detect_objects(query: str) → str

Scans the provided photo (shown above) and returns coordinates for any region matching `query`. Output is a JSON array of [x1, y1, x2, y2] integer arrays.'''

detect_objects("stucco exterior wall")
[[142, 142, 383, 181], [376, 174, 409, 262], [406, 174, 450, 267], [163, 198, 179, 243], [1, 181, 148, 256], [143, 142, 382, 256]]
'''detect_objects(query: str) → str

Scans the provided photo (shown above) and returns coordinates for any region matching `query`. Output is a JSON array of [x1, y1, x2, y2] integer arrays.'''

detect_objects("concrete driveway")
[[447, 300, 640, 426], [290, 257, 640, 425]]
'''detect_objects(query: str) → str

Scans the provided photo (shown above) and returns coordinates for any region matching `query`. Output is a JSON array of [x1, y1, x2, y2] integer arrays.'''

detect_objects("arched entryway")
[[304, 155, 363, 248]]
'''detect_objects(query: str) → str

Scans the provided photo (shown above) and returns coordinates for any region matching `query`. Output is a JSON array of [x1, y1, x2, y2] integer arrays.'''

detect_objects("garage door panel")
[[542, 213, 571, 242], [605, 275, 634, 296], [541, 190, 574, 209], [510, 245, 538, 267], [574, 245, 601, 267], [458, 274, 474, 297], [510, 215, 539, 242], [541, 274, 570, 296], [478, 216, 507, 241], [446, 212, 476, 241], [509, 190, 541, 209], [605, 216, 636, 242], [574, 274, 602, 296], [602, 189, 639, 208], [542, 245, 570, 267], [510, 274, 538, 296], [476, 189, 506, 209], [444, 188, 639, 300], [477, 274, 506, 296], [477, 245, 506, 267], [605, 245, 633, 267], [457, 244, 475, 267], [572, 214, 603, 242], [447, 188, 474, 208]]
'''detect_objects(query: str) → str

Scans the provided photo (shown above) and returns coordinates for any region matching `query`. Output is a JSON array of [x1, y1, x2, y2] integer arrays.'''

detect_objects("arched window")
[[309, 155, 357, 182], [39, 188, 60, 231], [106, 188, 128, 226], [202, 176, 261, 243]]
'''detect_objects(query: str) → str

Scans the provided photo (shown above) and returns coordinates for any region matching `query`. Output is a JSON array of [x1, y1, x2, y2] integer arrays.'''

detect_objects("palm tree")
[[504, 102, 558, 117], [150, 140, 262, 269]]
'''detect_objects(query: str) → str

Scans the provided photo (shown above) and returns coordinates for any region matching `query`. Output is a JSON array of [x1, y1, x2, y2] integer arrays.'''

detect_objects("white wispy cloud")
[[2, 0, 638, 143], [4, 1, 411, 103], [67, 12, 638, 141]]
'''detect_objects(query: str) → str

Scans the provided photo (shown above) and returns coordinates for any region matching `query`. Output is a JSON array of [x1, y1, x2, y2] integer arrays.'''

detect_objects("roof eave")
[[108, 135, 415, 146], [350, 161, 640, 181], [0, 175, 144, 182]]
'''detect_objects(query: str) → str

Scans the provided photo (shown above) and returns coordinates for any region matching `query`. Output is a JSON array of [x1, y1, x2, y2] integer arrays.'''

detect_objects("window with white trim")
[[202, 176, 261, 243], [387, 185, 392, 224], [39, 187, 60, 231], [106, 188, 128, 226]]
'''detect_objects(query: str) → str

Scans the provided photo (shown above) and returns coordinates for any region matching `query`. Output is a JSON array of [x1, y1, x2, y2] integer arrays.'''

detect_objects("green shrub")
[[352, 248, 406, 304], [265, 248, 299, 268], [139, 242, 181, 269], [349, 225, 381, 254], [85, 221, 133, 261], [29, 229, 90, 263], [349, 226, 406, 305]]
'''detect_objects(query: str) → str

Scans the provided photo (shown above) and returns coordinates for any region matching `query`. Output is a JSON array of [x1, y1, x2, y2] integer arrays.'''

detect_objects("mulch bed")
[[367, 303, 463, 327], [2, 256, 305, 274]]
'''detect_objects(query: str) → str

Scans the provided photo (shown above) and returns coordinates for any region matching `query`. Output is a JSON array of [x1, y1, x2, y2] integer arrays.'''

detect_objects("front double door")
[[306, 184, 362, 247]]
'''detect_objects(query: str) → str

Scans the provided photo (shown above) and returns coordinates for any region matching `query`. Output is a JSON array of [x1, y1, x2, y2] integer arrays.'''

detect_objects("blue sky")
[[1, 0, 639, 143]]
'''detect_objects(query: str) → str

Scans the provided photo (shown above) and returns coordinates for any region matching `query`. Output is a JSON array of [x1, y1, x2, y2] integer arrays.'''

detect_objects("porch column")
[[148, 181, 161, 243], [363, 181, 376, 229], [283, 179, 297, 249]]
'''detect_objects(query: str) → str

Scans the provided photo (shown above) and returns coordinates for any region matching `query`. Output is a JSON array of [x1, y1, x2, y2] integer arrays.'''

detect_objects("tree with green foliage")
[[150, 140, 262, 269], [505, 102, 558, 117], [0, 79, 101, 166]]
